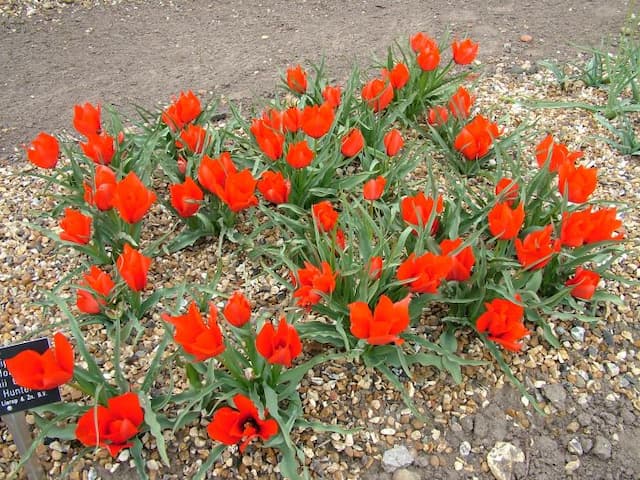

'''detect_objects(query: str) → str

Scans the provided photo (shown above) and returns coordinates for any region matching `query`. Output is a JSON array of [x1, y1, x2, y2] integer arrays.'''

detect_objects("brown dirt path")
[[0, 0, 633, 157]]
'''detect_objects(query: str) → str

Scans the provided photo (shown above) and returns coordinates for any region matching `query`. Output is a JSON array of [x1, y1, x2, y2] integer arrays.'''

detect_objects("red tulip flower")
[[476, 296, 529, 352], [251, 118, 285, 160], [286, 65, 307, 94], [515, 225, 561, 270], [170, 177, 203, 218], [198, 152, 258, 212], [215, 169, 259, 212], [293, 261, 337, 308], [116, 243, 151, 292], [257, 170, 291, 204], [112, 172, 157, 224], [384, 129, 404, 156], [401, 192, 444, 234], [312, 200, 339, 232], [488, 202, 525, 240], [301, 103, 335, 138], [410, 32, 438, 53], [495, 178, 519, 206], [76, 266, 115, 314], [368, 256, 383, 280], [282, 107, 302, 133], [363, 176, 386, 200], [176, 124, 207, 153], [162, 302, 225, 361], [5, 332, 74, 391], [559, 209, 592, 247], [440, 238, 475, 281], [397, 252, 453, 294], [261, 108, 284, 132], [417, 44, 441, 71], [256, 317, 302, 368], [25, 132, 59, 169], [197, 152, 237, 195], [172, 90, 201, 123], [322, 85, 342, 108], [452, 39, 479, 65], [535, 134, 583, 172], [565, 267, 600, 300], [349, 294, 411, 346], [454, 115, 500, 160], [560, 207, 624, 247], [584, 207, 625, 243], [286, 140, 315, 168], [85, 165, 117, 211], [75, 392, 144, 456], [361, 78, 394, 112], [59, 208, 92, 244], [223, 291, 252, 327], [80, 133, 115, 165], [162, 90, 202, 131], [207, 393, 279, 453], [336, 228, 347, 251], [448, 86, 474, 119], [341, 128, 365, 157], [73, 102, 102, 137], [558, 163, 597, 203], [382, 63, 410, 89], [427, 106, 449, 126]]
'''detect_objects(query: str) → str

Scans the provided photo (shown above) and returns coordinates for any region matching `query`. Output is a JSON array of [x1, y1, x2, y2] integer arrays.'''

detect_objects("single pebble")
[[460, 441, 471, 457], [520, 34, 533, 42], [567, 421, 580, 433], [567, 438, 583, 456], [565, 458, 580, 473]]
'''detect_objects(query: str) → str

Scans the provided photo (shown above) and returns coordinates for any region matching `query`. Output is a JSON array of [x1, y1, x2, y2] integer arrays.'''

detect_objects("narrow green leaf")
[[139, 394, 170, 467]]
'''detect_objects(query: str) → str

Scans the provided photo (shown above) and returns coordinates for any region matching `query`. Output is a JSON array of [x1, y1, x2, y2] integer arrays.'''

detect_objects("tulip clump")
[[12, 29, 628, 479]]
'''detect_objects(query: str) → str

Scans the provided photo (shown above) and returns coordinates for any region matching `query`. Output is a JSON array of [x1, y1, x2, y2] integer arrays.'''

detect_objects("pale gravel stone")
[[382, 446, 414, 473], [592, 436, 612, 460], [392, 469, 420, 480], [542, 383, 567, 407], [570, 326, 585, 342], [565, 458, 581, 473], [567, 438, 583, 456], [487, 442, 525, 480], [606, 362, 620, 376], [460, 441, 472, 457]]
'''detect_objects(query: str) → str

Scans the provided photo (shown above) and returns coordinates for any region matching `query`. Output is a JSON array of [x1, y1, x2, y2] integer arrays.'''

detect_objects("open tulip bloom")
[[75, 392, 144, 456], [162, 302, 225, 362], [207, 393, 279, 453], [349, 295, 411, 346], [476, 296, 529, 352], [26, 132, 59, 169], [5, 333, 74, 391], [162, 90, 202, 131]]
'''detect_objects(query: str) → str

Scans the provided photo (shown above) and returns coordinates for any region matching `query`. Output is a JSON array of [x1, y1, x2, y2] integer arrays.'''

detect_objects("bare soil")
[[0, 0, 634, 156]]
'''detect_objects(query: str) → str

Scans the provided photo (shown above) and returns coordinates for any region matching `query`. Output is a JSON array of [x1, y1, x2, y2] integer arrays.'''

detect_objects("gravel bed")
[[0, 68, 639, 479]]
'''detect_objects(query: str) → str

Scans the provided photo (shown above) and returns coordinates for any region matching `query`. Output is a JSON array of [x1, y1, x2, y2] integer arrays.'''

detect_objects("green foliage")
[[537, 21, 639, 154]]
